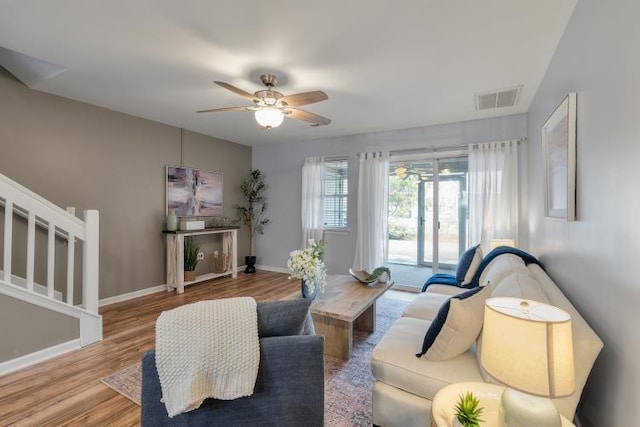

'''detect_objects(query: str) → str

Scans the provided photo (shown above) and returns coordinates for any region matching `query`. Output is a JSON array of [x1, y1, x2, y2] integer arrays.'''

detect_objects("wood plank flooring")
[[0, 271, 300, 426]]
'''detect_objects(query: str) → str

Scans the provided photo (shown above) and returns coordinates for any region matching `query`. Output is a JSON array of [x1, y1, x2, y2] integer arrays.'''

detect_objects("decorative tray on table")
[[349, 267, 391, 285], [349, 268, 379, 284]]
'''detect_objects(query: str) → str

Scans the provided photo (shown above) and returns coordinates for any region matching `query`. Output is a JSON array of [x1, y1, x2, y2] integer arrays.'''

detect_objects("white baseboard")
[[389, 283, 420, 293], [0, 339, 80, 377], [256, 265, 288, 274], [99, 284, 167, 307], [99, 265, 251, 307]]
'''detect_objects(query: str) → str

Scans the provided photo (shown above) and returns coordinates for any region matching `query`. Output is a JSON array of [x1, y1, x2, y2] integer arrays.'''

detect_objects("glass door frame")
[[419, 170, 468, 270], [389, 150, 468, 274], [416, 159, 440, 271]]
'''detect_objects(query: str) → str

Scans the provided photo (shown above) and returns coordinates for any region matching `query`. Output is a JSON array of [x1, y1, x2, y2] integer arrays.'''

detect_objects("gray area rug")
[[101, 296, 409, 426]]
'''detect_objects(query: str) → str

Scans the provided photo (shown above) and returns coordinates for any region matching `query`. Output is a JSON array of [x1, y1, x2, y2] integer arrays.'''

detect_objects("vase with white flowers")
[[287, 239, 327, 300]]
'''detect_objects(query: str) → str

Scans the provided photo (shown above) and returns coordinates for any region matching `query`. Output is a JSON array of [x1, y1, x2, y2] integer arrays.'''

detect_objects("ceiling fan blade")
[[196, 106, 254, 113], [214, 81, 259, 103], [284, 108, 331, 126], [278, 91, 328, 107]]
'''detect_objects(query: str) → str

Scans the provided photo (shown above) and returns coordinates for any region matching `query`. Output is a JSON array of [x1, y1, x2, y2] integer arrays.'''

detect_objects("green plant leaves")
[[454, 392, 484, 427]]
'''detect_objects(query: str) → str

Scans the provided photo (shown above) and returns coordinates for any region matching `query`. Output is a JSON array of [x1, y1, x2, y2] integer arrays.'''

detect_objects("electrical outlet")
[[197, 252, 205, 261]]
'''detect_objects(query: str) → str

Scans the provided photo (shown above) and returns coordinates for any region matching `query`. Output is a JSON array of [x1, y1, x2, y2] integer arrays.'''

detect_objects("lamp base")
[[501, 388, 561, 427]]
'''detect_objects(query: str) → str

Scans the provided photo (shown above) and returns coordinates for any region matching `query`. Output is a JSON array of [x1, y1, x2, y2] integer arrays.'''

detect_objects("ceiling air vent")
[[475, 85, 522, 111]]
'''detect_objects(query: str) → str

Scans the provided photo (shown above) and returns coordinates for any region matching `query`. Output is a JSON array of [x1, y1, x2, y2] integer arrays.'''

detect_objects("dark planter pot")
[[245, 256, 257, 274]]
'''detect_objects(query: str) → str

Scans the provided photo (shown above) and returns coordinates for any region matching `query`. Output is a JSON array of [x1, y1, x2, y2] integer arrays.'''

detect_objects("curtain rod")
[[323, 138, 527, 160], [324, 154, 349, 161], [389, 144, 467, 156], [389, 138, 526, 156], [467, 137, 526, 149]]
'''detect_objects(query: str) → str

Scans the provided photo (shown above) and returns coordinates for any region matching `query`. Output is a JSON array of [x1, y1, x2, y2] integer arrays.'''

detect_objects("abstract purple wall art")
[[166, 166, 223, 216]]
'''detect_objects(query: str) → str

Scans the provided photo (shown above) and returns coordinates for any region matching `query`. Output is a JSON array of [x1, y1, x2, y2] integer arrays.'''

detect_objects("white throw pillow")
[[417, 286, 491, 361]]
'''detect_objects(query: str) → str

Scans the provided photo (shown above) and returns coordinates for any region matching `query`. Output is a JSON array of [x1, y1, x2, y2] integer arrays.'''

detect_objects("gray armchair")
[[140, 299, 324, 427]]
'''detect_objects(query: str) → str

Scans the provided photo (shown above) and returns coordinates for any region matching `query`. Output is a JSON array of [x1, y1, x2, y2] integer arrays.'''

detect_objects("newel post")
[[82, 209, 100, 314]]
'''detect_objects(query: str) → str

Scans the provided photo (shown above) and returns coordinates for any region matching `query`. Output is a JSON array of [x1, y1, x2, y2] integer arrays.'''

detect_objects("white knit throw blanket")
[[155, 297, 259, 418]]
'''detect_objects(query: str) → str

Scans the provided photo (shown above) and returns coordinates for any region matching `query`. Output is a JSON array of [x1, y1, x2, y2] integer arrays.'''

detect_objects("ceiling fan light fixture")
[[254, 108, 284, 129], [199, 76, 330, 127], [394, 165, 408, 179]]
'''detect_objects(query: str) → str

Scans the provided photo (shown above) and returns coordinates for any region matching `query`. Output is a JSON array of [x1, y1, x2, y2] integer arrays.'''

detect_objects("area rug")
[[101, 296, 410, 426]]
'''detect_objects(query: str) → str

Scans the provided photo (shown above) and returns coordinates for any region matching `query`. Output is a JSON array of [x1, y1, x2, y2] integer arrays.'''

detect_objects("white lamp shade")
[[489, 239, 515, 250], [254, 108, 284, 128], [481, 297, 575, 398]]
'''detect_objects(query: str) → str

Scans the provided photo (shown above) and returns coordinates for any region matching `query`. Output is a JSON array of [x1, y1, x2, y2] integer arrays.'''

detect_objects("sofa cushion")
[[371, 317, 484, 401], [425, 284, 470, 297], [417, 286, 490, 361], [478, 254, 529, 288], [490, 272, 549, 303], [456, 245, 483, 286], [402, 292, 450, 321], [256, 299, 311, 337]]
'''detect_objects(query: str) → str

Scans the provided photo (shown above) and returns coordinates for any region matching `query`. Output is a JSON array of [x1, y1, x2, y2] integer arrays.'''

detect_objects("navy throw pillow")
[[456, 244, 483, 285]]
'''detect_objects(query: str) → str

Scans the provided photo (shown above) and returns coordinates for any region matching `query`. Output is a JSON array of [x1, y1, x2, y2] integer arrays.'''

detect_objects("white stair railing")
[[0, 172, 101, 362]]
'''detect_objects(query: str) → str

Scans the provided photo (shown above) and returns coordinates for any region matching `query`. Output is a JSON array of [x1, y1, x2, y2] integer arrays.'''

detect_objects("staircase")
[[0, 172, 101, 375]]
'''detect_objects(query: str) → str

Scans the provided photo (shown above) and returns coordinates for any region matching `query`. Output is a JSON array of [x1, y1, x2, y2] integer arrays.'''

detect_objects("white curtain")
[[352, 151, 389, 272], [468, 140, 519, 252], [301, 156, 325, 248]]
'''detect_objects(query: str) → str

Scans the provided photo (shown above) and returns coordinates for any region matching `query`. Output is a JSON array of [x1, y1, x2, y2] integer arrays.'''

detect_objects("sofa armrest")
[[141, 334, 324, 427], [421, 273, 460, 292]]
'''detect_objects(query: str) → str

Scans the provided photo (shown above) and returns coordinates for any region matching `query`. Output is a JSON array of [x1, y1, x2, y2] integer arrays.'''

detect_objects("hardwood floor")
[[0, 271, 300, 427]]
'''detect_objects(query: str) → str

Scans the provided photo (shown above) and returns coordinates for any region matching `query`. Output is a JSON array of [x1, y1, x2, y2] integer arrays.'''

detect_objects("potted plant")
[[453, 392, 484, 427], [372, 266, 391, 283], [235, 169, 269, 273], [184, 236, 200, 282]]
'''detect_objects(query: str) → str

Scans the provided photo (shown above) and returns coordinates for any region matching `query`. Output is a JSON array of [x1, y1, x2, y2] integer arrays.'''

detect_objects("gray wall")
[[252, 114, 527, 273], [524, 1, 639, 426], [0, 67, 252, 302], [0, 294, 79, 363]]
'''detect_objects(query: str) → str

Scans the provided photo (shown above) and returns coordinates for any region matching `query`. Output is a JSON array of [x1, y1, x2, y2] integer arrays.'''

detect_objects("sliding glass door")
[[388, 157, 468, 276]]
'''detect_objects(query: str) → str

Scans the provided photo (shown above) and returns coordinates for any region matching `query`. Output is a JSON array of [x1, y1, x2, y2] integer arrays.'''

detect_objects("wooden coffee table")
[[292, 274, 393, 360]]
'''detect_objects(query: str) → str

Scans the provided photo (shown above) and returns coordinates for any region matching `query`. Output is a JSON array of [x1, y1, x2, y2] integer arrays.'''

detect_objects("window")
[[323, 159, 348, 230]]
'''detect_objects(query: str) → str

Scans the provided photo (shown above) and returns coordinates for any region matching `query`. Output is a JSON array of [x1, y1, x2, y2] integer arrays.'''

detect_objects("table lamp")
[[481, 297, 575, 427], [489, 239, 515, 250]]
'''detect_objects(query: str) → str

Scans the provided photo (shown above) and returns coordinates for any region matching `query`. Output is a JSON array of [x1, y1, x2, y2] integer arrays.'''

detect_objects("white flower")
[[287, 240, 327, 293]]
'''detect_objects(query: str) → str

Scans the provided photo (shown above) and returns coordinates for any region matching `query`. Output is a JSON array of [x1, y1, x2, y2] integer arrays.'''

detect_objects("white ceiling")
[[0, 0, 576, 147]]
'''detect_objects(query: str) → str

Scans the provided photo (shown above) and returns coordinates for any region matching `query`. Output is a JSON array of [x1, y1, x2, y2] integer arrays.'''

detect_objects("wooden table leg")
[[354, 301, 376, 333], [311, 313, 353, 360]]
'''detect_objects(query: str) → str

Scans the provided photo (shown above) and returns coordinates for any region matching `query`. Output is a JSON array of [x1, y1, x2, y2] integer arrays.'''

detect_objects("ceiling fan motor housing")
[[260, 73, 277, 88], [254, 90, 283, 105]]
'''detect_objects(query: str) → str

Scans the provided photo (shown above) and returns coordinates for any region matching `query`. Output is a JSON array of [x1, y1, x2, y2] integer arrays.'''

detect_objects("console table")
[[164, 227, 238, 294]]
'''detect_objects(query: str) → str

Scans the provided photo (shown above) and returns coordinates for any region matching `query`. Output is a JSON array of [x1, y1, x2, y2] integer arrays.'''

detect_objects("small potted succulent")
[[184, 236, 200, 282], [453, 392, 484, 427]]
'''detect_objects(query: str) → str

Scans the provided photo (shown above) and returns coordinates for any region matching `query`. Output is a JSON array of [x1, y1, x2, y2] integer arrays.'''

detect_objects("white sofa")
[[371, 252, 603, 427]]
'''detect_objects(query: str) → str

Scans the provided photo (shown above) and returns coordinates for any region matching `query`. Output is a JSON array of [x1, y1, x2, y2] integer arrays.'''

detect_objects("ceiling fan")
[[197, 74, 331, 129]]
